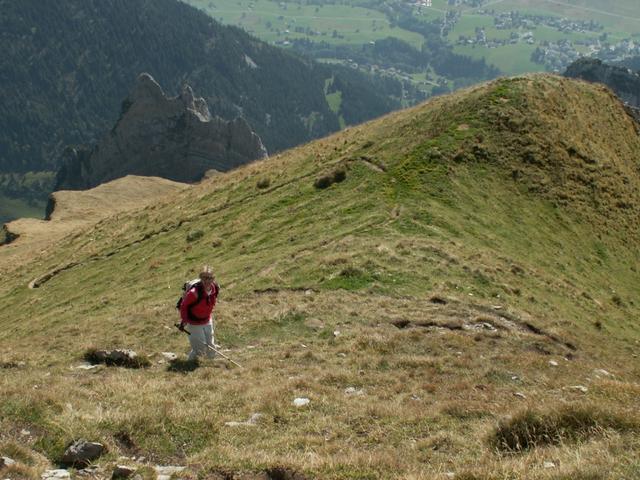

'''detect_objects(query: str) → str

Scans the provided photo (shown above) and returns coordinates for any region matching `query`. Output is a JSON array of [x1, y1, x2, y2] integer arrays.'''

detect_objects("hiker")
[[179, 266, 220, 361]]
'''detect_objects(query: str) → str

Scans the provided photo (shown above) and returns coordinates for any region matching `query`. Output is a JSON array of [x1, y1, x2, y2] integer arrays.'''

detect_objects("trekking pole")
[[174, 324, 243, 368]]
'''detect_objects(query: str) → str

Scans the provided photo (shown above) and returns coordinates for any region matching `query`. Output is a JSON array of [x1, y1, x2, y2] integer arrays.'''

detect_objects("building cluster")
[[456, 27, 535, 47], [490, 11, 602, 33], [533, 39, 640, 72]]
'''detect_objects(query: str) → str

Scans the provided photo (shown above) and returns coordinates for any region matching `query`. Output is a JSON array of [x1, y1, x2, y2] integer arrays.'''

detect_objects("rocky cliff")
[[564, 58, 640, 116], [54, 74, 267, 191]]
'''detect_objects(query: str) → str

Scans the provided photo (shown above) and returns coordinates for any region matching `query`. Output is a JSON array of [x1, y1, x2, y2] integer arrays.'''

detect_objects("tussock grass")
[[491, 404, 640, 452]]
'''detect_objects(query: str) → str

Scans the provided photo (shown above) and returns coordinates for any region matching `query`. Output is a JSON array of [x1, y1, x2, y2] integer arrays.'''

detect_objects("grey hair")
[[199, 265, 213, 278]]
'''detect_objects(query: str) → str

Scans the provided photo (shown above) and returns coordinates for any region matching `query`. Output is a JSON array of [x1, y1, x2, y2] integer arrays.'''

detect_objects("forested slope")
[[0, 0, 403, 218]]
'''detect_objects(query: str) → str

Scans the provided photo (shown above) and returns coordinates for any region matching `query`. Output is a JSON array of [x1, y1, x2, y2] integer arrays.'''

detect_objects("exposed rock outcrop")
[[61, 439, 105, 467], [54, 73, 268, 191], [564, 58, 640, 116]]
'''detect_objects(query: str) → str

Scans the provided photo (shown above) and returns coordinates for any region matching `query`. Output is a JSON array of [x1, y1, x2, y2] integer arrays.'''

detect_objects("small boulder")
[[293, 397, 310, 407], [92, 350, 109, 363], [344, 387, 365, 396], [61, 439, 105, 467], [568, 385, 588, 393], [109, 349, 138, 364], [154, 465, 186, 480], [42, 470, 71, 480], [247, 413, 263, 425], [1, 456, 16, 468], [224, 413, 263, 427], [112, 465, 136, 479]]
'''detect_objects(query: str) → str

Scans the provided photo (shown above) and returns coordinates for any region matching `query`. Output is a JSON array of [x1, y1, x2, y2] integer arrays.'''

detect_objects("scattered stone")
[[514, 392, 527, 399], [225, 413, 264, 427], [110, 349, 138, 364], [112, 465, 137, 479], [77, 465, 103, 477], [1, 457, 16, 468], [344, 387, 365, 396], [333, 331, 341, 337], [304, 319, 324, 331], [225, 421, 248, 427], [20, 429, 31, 436], [543, 461, 556, 469], [548, 360, 559, 366], [61, 439, 105, 467], [42, 470, 71, 480], [444, 473, 455, 479], [293, 397, 310, 407], [475, 322, 497, 331], [337, 353, 347, 358], [72, 362, 101, 370], [154, 465, 186, 480], [569, 385, 588, 393], [85, 348, 149, 368], [161, 352, 177, 361], [594, 369, 613, 377], [248, 413, 263, 425]]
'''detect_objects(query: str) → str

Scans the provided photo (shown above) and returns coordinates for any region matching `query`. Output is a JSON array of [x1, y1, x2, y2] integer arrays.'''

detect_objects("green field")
[[186, 0, 424, 48], [482, 0, 640, 33], [185, 0, 639, 87], [454, 43, 541, 75]]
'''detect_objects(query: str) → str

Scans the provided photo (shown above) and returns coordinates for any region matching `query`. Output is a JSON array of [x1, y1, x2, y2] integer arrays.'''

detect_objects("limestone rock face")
[[55, 73, 267, 191]]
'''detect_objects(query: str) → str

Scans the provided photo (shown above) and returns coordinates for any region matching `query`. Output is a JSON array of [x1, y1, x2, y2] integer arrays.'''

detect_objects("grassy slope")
[[1, 75, 639, 479]]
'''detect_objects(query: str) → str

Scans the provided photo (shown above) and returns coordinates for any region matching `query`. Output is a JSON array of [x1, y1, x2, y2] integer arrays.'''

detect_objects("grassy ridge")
[[1, 75, 639, 478]]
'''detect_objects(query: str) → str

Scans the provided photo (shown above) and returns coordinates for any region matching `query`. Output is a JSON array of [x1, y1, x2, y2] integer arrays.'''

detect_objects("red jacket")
[[180, 282, 219, 325]]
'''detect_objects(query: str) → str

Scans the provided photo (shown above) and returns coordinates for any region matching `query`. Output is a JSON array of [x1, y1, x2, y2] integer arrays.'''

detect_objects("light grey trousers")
[[186, 323, 215, 361]]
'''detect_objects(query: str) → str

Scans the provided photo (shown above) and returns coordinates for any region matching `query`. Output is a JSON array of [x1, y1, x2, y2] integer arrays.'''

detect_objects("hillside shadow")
[[167, 358, 199, 373]]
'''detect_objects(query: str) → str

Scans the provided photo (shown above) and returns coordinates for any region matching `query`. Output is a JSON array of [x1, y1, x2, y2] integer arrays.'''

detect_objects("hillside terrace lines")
[[20, 124, 394, 289], [24, 154, 383, 289], [388, 293, 578, 353]]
